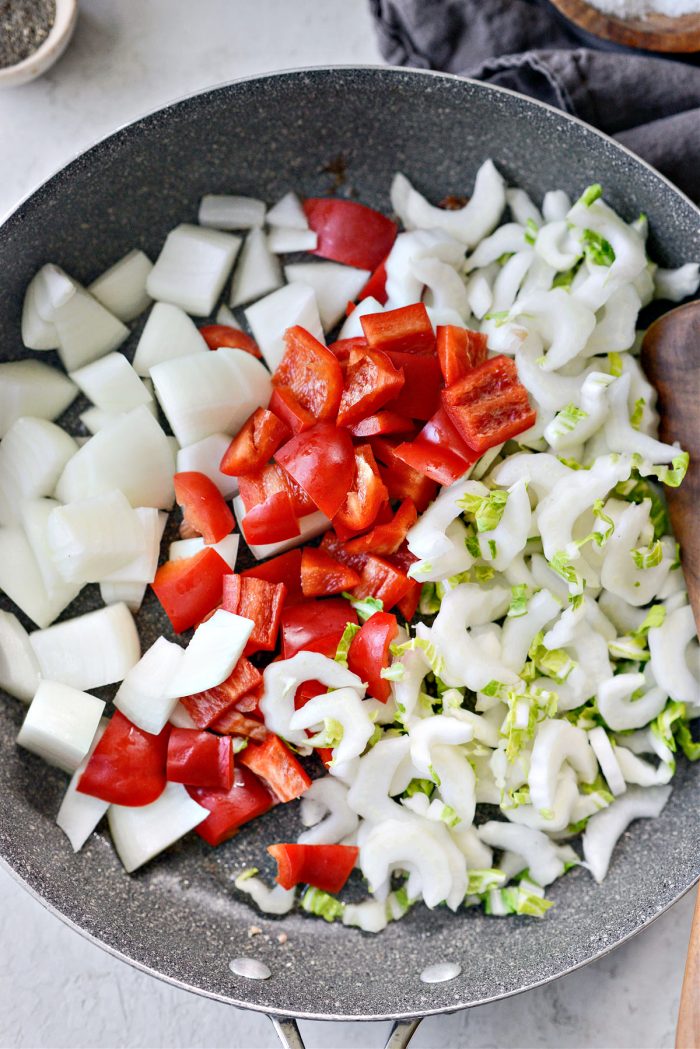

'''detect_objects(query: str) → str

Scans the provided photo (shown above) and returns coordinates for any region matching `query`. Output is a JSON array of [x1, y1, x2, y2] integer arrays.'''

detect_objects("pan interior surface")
[[0, 67, 698, 1021]]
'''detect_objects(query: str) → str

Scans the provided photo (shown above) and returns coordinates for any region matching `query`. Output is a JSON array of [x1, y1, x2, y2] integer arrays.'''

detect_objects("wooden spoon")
[[641, 300, 700, 1049]]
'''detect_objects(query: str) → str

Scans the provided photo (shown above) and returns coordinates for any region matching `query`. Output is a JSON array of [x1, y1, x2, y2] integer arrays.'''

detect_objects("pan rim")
[[1, 63, 699, 1023]]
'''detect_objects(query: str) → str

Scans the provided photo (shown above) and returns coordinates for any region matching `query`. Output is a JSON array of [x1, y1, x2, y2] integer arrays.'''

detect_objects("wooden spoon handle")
[[677, 887, 700, 1048]]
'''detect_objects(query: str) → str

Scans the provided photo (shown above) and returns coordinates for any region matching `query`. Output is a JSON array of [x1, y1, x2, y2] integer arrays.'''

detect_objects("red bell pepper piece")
[[393, 407, 480, 486], [361, 303, 435, 355], [275, 422, 355, 520], [436, 325, 487, 386], [358, 258, 388, 305], [293, 679, 326, 711], [442, 355, 537, 453], [300, 546, 361, 598], [303, 198, 397, 272], [152, 547, 231, 633], [343, 499, 417, 557], [219, 408, 290, 477], [189, 765, 274, 846], [319, 530, 369, 573], [396, 579, 421, 622], [181, 657, 263, 728], [241, 489, 300, 546], [199, 324, 262, 358], [371, 437, 438, 513], [281, 598, 358, 658], [273, 326, 343, 422], [268, 386, 316, 435], [166, 728, 234, 790], [238, 461, 315, 519], [268, 842, 358, 893], [173, 471, 235, 545], [239, 734, 311, 802], [242, 549, 304, 604], [209, 705, 268, 738], [332, 444, 388, 540], [336, 348, 404, 429], [382, 350, 442, 421], [232, 681, 265, 718], [347, 610, 399, 702], [349, 412, 416, 438], [328, 336, 368, 362], [352, 554, 413, 611], [77, 712, 169, 807], [222, 574, 286, 654]]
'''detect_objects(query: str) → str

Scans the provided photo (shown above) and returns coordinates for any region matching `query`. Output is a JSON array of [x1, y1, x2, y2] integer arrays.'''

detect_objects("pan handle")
[[269, 1015, 422, 1049]]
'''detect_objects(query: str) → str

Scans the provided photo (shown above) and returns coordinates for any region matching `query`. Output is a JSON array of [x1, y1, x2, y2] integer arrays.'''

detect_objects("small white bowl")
[[0, 0, 78, 88]]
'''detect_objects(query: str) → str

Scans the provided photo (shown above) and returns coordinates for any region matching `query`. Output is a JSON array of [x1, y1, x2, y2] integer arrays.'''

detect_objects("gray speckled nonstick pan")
[[1, 67, 699, 1049]]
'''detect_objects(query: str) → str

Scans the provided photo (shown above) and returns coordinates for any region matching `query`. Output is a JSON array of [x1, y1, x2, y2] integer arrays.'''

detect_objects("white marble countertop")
[[0, 2, 694, 1046]]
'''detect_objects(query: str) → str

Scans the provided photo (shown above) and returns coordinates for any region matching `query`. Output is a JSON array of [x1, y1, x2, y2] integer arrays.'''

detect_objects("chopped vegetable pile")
[[2, 163, 700, 933]]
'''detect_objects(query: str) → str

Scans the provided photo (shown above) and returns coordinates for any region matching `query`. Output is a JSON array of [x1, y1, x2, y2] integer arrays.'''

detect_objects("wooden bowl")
[[550, 0, 700, 51]]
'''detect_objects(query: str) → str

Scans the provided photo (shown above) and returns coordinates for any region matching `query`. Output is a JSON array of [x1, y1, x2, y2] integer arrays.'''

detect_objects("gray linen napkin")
[[369, 0, 700, 204]]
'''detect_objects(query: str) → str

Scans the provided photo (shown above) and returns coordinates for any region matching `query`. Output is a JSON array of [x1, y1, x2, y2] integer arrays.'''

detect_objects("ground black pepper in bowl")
[[0, 0, 56, 69]]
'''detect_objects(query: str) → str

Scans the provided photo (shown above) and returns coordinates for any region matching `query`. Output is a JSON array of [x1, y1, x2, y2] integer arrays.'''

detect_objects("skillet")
[[0, 67, 699, 1048]]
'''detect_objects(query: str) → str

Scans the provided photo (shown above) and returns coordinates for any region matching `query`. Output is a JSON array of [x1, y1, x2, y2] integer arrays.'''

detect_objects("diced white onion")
[[230, 228, 283, 307], [168, 702, 198, 729], [198, 194, 266, 230], [56, 406, 175, 510], [17, 679, 105, 773], [53, 283, 129, 372], [79, 403, 158, 435], [70, 353, 152, 412], [151, 348, 271, 448], [88, 249, 153, 322], [21, 266, 66, 350], [215, 303, 241, 328], [0, 417, 78, 525], [101, 507, 167, 584], [99, 580, 147, 613], [108, 782, 209, 873], [29, 603, 141, 691], [283, 262, 370, 331], [0, 610, 41, 702], [165, 609, 253, 700], [0, 526, 77, 628], [0, 360, 77, 437], [268, 228, 318, 254], [176, 433, 239, 499], [56, 719, 109, 851], [233, 496, 329, 559], [19, 498, 82, 608], [47, 490, 147, 585], [132, 302, 208, 376], [169, 532, 239, 570], [114, 636, 185, 734], [147, 224, 241, 316], [244, 282, 324, 371], [266, 191, 309, 230], [337, 296, 384, 340]]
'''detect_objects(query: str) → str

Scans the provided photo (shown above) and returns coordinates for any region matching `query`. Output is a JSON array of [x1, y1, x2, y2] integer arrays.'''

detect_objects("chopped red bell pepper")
[[209, 705, 268, 738], [343, 499, 417, 557], [319, 530, 369, 573], [238, 461, 315, 518], [166, 728, 234, 790], [221, 574, 286, 654], [349, 412, 416, 438], [273, 326, 343, 422], [396, 579, 421, 621], [77, 712, 169, 807], [382, 350, 442, 421], [393, 407, 480, 486], [275, 422, 355, 520], [152, 547, 231, 633], [173, 471, 235, 545], [361, 303, 435, 355], [300, 547, 361, 598], [293, 679, 326, 711], [281, 598, 358, 658], [317, 747, 334, 771], [442, 355, 537, 453], [332, 444, 388, 540], [239, 734, 311, 802], [181, 657, 263, 728], [358, 258, 388, 305], [268, 386, 316, 435], [436, 325, 487, 386], [328, 336, 368, 362], [352, 554, 413, 611], [242, 549, 304, 604], [268, 842, 358, 893], [219, 408, 290, 477], [199, 324, 262, 358], [189, 765, 274, 846], [347, 610, 399, 702], [371, 437, 438, 513], [336, 348, 405, 429], [303, 198, 397, 272], [241, 489, 300, 546], [232, 681, 265, 718]]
